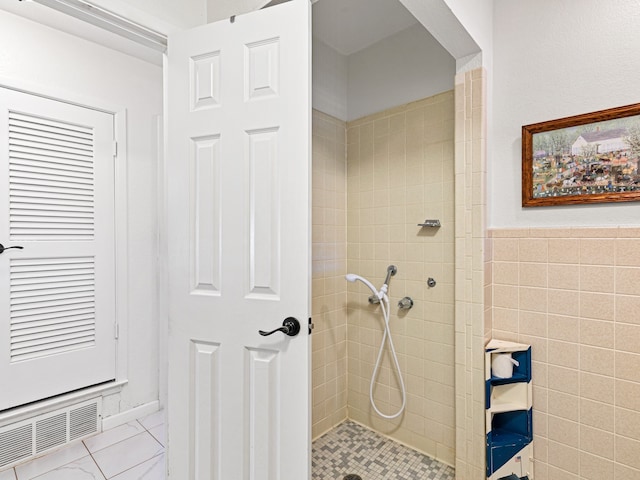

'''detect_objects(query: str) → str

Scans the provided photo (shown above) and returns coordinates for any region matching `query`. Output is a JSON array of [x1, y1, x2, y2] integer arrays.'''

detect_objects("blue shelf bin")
[[486, 410, 533, 477]]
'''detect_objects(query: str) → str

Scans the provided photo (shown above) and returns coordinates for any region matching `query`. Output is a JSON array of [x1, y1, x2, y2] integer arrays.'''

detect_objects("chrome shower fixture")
[[344, 266, 406, 419], [383, 264, 397, 287]]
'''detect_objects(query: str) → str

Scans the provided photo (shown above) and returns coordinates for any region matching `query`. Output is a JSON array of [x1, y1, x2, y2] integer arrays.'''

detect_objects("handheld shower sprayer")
[[344, 265, 406, 419], [345, 273, 379, 299]]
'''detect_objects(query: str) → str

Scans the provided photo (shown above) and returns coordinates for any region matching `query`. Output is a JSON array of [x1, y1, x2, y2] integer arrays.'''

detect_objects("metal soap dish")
[[418, 219, 441, 228]]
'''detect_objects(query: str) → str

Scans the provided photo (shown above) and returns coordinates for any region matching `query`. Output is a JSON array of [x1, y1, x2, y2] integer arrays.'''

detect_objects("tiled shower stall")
[[311, 89, 456, 466]]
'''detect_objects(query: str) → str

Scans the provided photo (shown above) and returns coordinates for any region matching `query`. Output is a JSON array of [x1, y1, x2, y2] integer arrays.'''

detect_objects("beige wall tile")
[[548, 340, 579, 369], [616, 267, 640, 295], [547, 390, 579, 421], [493, 261, 519, 285], [548, 465, 579, 480], [312, 110, 348, 436], [616, 295, 640, 325], [581, 425, 614, 459], [519, 286, 547, 313], [580, 345, 614, 376], [579, 292, 614, 321], [581, 372, 614, 404], [549, 416, 579, 448], [493, 307, 519, 332], [548, 289, 580, 317], [493, 284, 519, 309], [548, 365, 579, 395], [616, 435, 640, 470], [616, 323, 640, 353], [616, 406, 640, 441], [616, 351, 640, 383], [519, 238, 548, 263], [548, 314, 580, 343], [580, 398, 614, 432], [520, 262, 548, 288], [615, 239, 640, 267], [572, 227, 620, 238], [548, 238, 580, 264], [520, 311, 548, 337], [580, 452, 613, 480], [580, 239, 615, 265], [493, 238, 519, 261], [580, 319, 615, 349], [616, 379, 640, 411], [614, 462, 640, 480], [580, 265, 614, 293], [548, 440, 580, 473]]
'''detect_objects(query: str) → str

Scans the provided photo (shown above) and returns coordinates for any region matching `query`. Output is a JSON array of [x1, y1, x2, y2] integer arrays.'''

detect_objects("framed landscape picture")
[[522, 103, 640, 207]]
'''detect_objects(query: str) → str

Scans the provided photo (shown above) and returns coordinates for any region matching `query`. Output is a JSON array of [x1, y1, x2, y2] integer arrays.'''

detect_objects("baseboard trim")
[[102, 400, 160, 430]]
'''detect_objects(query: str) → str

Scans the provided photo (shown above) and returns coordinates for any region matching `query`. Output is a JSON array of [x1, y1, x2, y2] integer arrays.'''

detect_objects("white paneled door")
[[0, 87, 117, 411], [167, 0, 311, 478]]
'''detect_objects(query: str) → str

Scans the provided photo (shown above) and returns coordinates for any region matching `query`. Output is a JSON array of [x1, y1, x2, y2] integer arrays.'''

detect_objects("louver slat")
[[9, 111, 95, 240], [10, 257, 96, 363], [69, 402, 99, 440], [0, 425, 32, 467], [35, 413, 66, 453]]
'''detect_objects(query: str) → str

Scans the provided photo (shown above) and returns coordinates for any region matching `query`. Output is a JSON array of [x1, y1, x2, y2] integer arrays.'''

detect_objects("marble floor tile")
[[0, 469, 16, 480], [31, 456, 104, 480], [15, 443, 88, 480], [110, 454, 164, 480], [147, 425, 165, 447], [84, 422, 146, 454], [137, 411, 164, 431], [91, 432, 163, 479]]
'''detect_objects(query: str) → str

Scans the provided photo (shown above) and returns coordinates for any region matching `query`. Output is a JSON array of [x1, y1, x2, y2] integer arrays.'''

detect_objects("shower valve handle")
[[259, 317, 301, 337]]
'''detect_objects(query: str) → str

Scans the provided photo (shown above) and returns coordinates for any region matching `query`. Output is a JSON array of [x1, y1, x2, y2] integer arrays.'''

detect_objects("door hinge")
[[114, 323, 119, 339], [308, 317, 314, 335], [112, 140, 118, 158]]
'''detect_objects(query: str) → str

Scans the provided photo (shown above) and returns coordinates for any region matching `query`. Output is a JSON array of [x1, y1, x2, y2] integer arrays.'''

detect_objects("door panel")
[[167, 1, 311, 478], [0, 88, 116, 411]]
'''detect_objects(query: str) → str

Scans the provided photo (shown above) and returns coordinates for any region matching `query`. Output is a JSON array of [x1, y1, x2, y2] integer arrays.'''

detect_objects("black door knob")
[[0, 244, 23, 254], [259, 317, 301, 337]]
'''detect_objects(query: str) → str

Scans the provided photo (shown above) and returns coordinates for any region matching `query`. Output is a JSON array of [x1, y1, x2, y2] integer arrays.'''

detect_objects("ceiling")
[[312, 0, 418, 56], [1, 0, 421, 64]]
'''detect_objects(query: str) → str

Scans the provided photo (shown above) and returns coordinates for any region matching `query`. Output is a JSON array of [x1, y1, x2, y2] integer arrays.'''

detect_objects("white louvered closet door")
[[0, 88, 116, 411]]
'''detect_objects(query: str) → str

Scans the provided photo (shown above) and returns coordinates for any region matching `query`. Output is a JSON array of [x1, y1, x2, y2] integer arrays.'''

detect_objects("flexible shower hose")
[[369, 292, 406, 419]]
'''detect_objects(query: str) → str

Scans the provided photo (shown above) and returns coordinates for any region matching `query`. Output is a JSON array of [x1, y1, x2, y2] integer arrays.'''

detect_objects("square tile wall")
[[489, 227, 640, 480], [345, 91, 456, 465], [454, 68, 488, 480], [312, 110, 348, 439]]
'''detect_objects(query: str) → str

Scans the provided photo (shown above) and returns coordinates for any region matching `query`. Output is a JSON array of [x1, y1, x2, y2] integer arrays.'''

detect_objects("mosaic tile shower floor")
[[312, 421, 455, 480]]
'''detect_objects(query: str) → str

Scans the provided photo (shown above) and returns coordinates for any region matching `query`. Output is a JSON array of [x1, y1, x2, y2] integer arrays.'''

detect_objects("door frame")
[[0, 75, 131, 421]]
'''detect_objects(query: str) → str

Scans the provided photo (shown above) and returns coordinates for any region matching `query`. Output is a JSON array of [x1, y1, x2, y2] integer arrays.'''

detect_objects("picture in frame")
[[522, 103, 640, 207]]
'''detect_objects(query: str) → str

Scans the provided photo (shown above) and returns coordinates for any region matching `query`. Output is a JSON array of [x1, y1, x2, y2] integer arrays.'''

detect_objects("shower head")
[[345, 273, 378, 296]]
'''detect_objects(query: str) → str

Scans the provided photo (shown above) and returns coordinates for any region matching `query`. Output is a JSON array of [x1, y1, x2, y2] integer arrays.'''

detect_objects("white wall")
[[347, 23, 455, 120], [90, 0, 206, 33], [0, 9, 163, 414], [491, 0, 640, 228], [312, 38, 348, 121]]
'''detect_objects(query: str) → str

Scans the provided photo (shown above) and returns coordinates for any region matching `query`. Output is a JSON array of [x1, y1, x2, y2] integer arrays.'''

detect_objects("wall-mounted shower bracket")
[[418, 219, 441, 228]]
